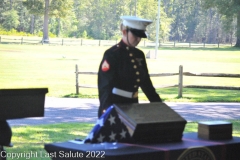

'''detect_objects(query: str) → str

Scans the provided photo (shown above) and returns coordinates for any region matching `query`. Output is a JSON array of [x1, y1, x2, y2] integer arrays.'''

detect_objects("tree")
[[43, 0, 49, 42], [170, 0, 189, 42], [0, 0, 7, 24], [23, 0, 45, 38], [49, 0, 73, 37], [1, 0, 237, 44], [2, 10, 19, 30], [202, 0, 240, 47], [23, 0, 73, 42]]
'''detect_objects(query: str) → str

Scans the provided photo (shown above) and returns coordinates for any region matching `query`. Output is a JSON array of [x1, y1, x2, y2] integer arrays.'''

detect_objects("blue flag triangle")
[[84, 106, 132, 143]]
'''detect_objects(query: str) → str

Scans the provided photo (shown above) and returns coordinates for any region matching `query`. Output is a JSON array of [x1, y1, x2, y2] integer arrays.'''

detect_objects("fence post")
[[75, 64, 79, 94], [178, 65, 183, 98], [62, 39, 64, 46], [81, 39, 83, 46], [99, 40, 101, 46], [189, 41, 191, 48], [174, 40, 176, 47], [0, 36, 1, 43], [21, 37, 23, 44]]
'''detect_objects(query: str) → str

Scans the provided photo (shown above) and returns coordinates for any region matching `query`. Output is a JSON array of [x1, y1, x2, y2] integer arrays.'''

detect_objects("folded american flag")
[[84, 106, 131, 143]]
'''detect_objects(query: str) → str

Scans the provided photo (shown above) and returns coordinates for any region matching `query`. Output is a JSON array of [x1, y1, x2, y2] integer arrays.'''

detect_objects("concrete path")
[[8, 97, 240, 126]]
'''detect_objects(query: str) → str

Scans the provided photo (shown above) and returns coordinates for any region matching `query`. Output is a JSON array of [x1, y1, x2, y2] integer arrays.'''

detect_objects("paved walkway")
[[8, 97, 240, 126]]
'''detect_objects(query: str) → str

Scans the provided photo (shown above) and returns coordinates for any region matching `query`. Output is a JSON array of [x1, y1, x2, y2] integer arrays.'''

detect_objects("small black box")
[[198, 121, 232, 140], [0, 88, 48, 120]]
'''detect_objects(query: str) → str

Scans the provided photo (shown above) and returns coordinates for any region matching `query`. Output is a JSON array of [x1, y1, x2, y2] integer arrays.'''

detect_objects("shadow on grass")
[[6, 123, 94, 160], [63, 93, 98, 98]]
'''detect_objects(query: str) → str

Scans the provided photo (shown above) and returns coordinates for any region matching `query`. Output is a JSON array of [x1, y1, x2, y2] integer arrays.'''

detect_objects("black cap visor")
[[129, 28, 147, 38]]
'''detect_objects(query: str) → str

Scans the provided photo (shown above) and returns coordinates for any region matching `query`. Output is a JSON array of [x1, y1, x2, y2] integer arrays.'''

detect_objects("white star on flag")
[[108, 114, 116, 125], [109, 131, 116, 141], [120, 129, 127, 139], [97, 134, 105, 143]]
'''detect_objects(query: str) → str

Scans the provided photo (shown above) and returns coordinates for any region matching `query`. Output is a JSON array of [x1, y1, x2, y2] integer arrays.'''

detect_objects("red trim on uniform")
[[102, 60, 110, 72]]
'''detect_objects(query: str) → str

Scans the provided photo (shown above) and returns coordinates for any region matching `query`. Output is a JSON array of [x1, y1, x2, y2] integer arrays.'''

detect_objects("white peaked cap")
[[120, 16, 153, 30]]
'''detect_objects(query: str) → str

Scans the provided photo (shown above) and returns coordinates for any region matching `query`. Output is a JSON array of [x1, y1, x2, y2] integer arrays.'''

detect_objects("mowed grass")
[[4, 121, 240, 160], [1, 44, 240, 159], [0, 44, 240, 101]]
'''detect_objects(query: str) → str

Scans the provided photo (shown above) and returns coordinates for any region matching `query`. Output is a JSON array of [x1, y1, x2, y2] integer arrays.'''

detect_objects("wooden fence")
[[0, 36, 235, 48], [75, 65, 240, 97]]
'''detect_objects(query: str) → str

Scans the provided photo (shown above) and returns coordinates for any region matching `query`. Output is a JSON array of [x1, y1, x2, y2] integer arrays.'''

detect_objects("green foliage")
[[221, 15, 235, 33], [0, 29, 57, 37], [81, 30, 88, 39], [0, 28, 32, 36], [49, 0, 73, 18], [111, 32, 122, 41], [49, 32, 57, 38], [201, 0, 240, 46], [0, 0, 239, 45], [22, 0, 45, 15], [36, 31, 43, 37], [159, 10, 173, 42], [2, 10, 20, 30], [202, 0, 239, 17], [39, 31, 57, 38]]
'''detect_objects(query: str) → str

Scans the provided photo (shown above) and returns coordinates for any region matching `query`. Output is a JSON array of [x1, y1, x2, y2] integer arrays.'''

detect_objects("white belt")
[[112, 87, 138, 98]]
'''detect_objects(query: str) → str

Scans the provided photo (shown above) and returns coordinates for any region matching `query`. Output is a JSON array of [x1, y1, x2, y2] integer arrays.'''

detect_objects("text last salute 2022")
[[1, 150, 106, 159]]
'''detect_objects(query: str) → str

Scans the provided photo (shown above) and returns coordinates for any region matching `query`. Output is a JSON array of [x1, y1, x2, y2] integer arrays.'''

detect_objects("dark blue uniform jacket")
[[98, 40, 162, 117]]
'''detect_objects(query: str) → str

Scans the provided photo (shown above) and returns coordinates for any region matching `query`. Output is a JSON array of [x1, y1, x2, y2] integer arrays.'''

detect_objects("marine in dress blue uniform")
[[97, 16, 162, 118]]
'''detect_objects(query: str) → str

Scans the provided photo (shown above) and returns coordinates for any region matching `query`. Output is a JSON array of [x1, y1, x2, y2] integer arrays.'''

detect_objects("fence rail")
[[0, 36, 235, 48], [75, 65, 240, 97]]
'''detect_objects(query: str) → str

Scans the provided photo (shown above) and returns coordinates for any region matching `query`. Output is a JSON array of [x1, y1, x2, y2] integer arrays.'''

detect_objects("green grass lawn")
[[4, 121, 240, 160], [1, 44, 240, 159], [1, 43, 239, 102]]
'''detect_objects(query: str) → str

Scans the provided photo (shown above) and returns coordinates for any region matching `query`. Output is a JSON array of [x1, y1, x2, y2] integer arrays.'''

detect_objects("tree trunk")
[[9, 0, 12, 10], [19, 2, 24, 32], [57, 18, 60, 37], [43, 0, 49, 43], [30, 15, 35, 34], [235, 11, 240, 47]]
